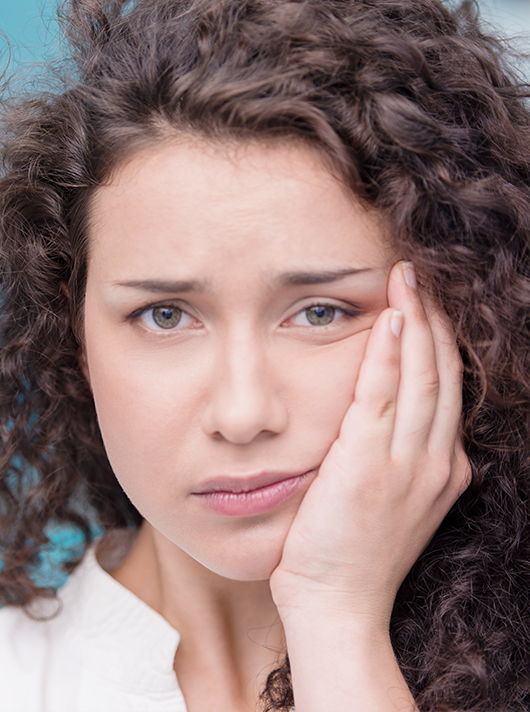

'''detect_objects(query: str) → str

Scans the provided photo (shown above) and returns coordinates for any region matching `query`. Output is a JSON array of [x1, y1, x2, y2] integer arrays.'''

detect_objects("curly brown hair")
[[1, 0, 530, 709]]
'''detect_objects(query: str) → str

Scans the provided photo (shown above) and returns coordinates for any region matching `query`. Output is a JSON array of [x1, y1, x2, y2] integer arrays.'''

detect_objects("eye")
[[290, 304, 350, 327], [304, 305, 336, 326], [139, 305, 195, 330]]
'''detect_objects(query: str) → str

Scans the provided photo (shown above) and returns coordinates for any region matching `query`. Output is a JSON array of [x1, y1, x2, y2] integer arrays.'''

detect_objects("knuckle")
[[355, 385, 397, 420], [419, 367, 440, 397], [369, 397, 397, 421], [455, 448, 472, 491], [434, 455, 453, 481], [429, 447, 470, 495]]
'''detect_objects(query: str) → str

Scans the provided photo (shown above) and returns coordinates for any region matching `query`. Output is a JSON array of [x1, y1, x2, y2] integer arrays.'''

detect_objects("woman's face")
[[84, 139, 395, 580]]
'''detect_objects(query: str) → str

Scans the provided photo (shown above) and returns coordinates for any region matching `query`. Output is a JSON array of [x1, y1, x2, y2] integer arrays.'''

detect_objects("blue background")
[[1, 0, 530, 583], [1, 1, 530, 73], [0, 0, 59, 69]]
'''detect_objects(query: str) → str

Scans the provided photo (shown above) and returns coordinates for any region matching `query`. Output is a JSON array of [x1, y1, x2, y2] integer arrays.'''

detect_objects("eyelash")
[[284, 302, 360, 327], [129, 301, 361, 331]]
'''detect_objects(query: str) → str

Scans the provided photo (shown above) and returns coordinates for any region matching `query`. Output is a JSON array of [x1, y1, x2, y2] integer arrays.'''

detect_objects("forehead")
[[88, 139, 394, 281]]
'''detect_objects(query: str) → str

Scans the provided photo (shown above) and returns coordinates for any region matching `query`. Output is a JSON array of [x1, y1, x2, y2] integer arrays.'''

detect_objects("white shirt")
[[0, 541, 187, 712]]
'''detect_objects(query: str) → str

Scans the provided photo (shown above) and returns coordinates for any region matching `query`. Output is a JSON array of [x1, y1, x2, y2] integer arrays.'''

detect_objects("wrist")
[[272, 583, 393, 636], [269, 567, 397, 629], [278, 609, 416, 712], [279, 603, 392, 654]]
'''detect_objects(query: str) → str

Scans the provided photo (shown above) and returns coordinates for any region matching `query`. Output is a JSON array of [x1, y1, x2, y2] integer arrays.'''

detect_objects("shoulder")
[[0, 545, 124, 711], [0, 548, 104, 711], [0, 587, 66, 655], [0, 591, 75, 711], [0, 539, 184, 712]]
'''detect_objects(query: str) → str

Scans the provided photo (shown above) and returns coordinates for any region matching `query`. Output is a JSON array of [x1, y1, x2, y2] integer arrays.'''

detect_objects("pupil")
[[153, 306, 182, 329], [306, 306, 335, 326]]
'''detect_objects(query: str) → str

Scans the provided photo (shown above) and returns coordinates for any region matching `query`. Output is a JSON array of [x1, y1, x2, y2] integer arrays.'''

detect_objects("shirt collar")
[[58, 543, 182, 694]]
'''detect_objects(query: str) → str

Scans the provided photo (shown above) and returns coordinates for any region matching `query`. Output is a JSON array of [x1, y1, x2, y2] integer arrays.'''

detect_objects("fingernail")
[[402, 262, 417, 289], [391, 310, 404, 338]]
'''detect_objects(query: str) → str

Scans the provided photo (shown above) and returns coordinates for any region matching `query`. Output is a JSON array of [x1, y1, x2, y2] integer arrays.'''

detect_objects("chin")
[[205, 554, 281, 582], [184, 522, 289, 582]]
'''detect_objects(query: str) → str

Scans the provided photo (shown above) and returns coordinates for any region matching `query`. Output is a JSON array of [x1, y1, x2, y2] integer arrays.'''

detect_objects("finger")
[[392, 272, 470, 501], [422, 297, 464, 459], [337, 306, 402, 457], [387, 262, 440, 456]]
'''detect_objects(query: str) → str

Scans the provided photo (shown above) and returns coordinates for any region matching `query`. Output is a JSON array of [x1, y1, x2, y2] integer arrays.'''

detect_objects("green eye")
[[305, 305, 336, 326], [152, 306, 182, 329]]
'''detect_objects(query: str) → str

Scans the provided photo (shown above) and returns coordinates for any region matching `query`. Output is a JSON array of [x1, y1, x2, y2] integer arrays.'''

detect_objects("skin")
[[83, 139, 470, 711]]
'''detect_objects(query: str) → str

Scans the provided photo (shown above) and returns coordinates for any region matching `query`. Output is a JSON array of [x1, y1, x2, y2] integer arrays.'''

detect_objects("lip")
[[192, 469, 316, 517]]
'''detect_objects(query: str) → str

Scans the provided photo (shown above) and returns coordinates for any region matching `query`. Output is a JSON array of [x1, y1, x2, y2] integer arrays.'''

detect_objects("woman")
[[0, 0, 529, 710]]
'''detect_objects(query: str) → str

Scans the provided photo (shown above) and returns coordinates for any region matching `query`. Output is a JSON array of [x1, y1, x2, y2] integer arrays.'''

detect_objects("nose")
[[201, 331, 288, 445]]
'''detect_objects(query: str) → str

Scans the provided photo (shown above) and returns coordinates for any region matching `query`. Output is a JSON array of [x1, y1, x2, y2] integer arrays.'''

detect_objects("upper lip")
[[193, 470, 314, 495]]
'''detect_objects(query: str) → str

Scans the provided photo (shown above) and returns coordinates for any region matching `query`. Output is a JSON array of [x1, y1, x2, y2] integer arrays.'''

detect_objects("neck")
[[109, 521, 284, 711]]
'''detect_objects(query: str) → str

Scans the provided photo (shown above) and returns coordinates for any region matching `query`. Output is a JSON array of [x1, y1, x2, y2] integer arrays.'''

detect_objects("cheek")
[[84, 335, 208, 485], [283, 330, 371, 454]]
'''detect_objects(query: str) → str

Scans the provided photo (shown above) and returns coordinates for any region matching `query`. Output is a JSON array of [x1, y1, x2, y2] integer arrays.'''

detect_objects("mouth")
[[191, 469, 317, 517]]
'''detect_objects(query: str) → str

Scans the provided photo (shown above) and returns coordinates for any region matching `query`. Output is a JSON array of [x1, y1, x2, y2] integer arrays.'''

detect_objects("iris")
[[305, 305, 335, 326], [153, 306, 182, 329]]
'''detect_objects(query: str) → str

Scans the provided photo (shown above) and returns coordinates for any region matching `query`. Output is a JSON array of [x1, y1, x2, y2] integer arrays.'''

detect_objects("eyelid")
[[291, 298, 360, 315]]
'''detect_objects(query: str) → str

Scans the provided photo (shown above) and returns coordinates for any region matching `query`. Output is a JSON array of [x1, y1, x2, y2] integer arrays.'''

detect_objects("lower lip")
[[194, 472, 314, 517]]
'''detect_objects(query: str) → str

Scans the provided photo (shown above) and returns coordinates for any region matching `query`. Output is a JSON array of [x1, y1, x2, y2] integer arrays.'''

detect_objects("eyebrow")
[[277, 268, 374, 286], [113, 279, 203, 293], [114, 268, 373, 294]]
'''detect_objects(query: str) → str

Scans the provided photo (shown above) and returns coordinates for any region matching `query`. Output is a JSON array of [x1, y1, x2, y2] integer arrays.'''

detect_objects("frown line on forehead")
[[113, 268, 376, 294]]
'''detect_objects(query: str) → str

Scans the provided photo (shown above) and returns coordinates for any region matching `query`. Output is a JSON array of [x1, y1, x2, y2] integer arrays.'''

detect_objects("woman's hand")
[[269, 261, 471, 711], [270, 259, 471, 628]]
